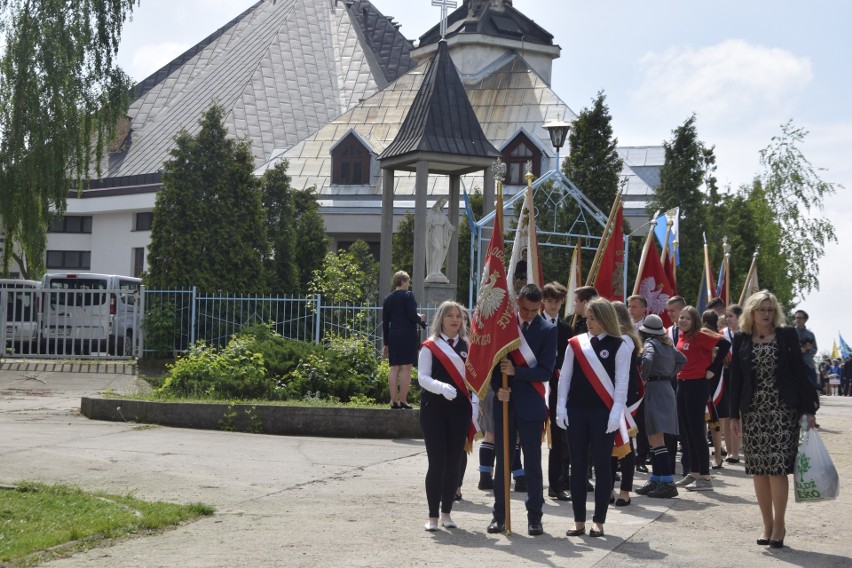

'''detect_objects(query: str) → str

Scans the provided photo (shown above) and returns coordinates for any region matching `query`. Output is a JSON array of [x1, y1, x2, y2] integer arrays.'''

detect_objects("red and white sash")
[[569, 334, 632, 456], [509, 323, 547, 400], [422, 338, 476, 445]]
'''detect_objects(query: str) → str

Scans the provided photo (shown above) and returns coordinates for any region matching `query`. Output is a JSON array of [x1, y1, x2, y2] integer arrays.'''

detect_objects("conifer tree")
[[146, 105, 268, 292], [260, 162, 299, 294]]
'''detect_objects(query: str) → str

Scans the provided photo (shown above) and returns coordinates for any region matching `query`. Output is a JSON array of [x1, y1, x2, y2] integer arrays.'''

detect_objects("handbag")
[[794, 419, 839, 502]]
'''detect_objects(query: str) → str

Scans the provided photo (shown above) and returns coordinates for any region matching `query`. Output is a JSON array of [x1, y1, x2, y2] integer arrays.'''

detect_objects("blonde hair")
[[740, 290, 786, 334], [612, 301, 641, 351], [430, 301, 468, 341], [587, 298, 622, 338], [392, 270, 410, 288]]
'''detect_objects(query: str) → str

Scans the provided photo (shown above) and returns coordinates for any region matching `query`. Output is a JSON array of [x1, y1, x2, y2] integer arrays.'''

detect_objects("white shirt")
[[557, 332, 630, 412], [417, 334, 460, 394]]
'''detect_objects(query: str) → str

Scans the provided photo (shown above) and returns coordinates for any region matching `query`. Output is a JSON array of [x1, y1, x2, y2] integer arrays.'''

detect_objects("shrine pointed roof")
[[378, 41, 499, 164]]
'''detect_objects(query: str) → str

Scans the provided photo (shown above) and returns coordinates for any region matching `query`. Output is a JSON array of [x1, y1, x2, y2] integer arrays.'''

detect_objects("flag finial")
[[431, 0, 458, 39]]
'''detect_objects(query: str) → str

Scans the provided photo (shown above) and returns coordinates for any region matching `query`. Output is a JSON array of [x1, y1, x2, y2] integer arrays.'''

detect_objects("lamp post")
[[543, 118, 572, 171]]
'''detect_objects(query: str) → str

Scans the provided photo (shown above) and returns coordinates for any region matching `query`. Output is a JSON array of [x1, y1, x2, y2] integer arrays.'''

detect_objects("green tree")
[[391, 212, 415, 277], [292, 188, 327, 294], [0, 0, 138, 278], [648, 115, 717, 301], [260, 161, 298, 294], [146, 104, 268, 292], [346, 240, 380, 304], [758, 120, 838, 300], [562, 91, 624, 213], [309, 246, 373, 305]]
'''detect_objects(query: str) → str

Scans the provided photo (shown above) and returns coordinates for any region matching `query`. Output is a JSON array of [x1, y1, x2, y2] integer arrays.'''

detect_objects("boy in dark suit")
[[487, 284, 557, 536], [542, 282, 572, 501]]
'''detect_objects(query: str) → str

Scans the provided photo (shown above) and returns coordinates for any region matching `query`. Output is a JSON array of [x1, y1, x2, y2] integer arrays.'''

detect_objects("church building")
[[27, 0, 661, 281]]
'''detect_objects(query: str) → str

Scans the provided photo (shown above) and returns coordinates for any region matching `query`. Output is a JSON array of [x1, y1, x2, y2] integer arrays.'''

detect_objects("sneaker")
[[635, 480, 660, 495], [514, 476, 527, 492], [648, 482, 679, 498], [674, 475, 696, 487], [685, 477, 714, 492]]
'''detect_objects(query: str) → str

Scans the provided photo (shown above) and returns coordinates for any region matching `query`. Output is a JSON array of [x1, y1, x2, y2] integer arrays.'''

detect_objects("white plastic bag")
[[794, 421, 839, 502]]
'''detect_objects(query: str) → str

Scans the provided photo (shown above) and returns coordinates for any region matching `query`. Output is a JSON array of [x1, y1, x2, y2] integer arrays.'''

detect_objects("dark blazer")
[[491, 314, 557, 422], [381, 289, 422, 345], [730, 326, 820, 417]]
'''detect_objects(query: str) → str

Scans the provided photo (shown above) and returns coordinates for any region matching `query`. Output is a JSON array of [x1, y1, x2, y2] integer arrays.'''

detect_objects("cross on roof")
[[431, 0, 457, 39]]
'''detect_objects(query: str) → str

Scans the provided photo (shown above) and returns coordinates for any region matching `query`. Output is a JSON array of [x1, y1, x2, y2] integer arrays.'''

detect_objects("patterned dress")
[[742, 340, 800, 475]]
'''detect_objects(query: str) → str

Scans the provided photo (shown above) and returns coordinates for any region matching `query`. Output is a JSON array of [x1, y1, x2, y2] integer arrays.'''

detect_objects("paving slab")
[[0, 362, 849, 567]]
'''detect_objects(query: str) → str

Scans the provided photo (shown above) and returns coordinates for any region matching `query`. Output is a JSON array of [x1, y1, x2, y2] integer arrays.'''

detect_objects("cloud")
[[129, 42, 190, 81], [632, 39, 812, 124]]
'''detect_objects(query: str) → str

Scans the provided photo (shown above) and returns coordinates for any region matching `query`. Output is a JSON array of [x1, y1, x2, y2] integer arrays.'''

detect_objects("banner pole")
[[502, 370, 511, 535]]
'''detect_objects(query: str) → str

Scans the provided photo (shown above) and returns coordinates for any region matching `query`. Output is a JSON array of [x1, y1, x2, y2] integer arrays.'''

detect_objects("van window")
[[46, 278, 108, 307]]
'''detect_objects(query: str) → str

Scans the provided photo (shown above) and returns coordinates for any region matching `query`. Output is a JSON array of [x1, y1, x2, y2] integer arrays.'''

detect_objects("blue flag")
[[654, 211, 680, 265], [840, 334, 852, 358], [463, 188, 476, 233]]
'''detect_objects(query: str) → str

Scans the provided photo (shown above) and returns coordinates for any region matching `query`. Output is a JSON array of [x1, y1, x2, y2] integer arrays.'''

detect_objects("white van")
[[0, 279, 41, 354], [41, 273, 141, 356]]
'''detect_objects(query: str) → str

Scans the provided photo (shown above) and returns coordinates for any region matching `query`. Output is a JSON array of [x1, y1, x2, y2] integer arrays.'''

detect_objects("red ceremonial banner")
[[465, 194, 521, 399], [594, 205, 624, 301], [636, 239, 675, 327]]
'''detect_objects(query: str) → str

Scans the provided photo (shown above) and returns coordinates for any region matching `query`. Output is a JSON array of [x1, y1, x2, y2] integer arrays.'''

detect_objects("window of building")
[[133, 248, 145, 278], [331, 133, 371, 185], [47, 216, 92, 234], [501, 133, 542, 185], [135, 212, 154, 231], [46, 250, 91, 270]]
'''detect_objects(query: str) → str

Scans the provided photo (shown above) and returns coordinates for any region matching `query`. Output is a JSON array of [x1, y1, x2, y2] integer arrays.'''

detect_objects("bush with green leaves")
[[157, 336, 272, 400], [141, 302, 177, 357]]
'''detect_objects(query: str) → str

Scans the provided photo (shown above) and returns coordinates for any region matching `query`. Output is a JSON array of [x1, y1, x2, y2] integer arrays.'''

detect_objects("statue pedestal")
[[423, 281, 457, 310]]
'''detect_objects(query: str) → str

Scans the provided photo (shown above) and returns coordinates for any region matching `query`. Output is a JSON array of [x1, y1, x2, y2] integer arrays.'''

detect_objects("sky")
[[115, 0, 851, 357]]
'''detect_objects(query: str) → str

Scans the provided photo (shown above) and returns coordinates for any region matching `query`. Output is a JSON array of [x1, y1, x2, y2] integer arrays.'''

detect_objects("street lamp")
[[543, 118, 572, 171]]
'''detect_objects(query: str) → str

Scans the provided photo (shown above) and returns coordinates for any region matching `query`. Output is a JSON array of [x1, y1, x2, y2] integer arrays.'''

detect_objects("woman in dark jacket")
[[382, 271, 424, 408], [730, 290, 819, 549]]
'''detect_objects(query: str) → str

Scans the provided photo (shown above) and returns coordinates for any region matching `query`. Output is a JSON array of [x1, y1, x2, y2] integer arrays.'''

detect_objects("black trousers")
[[421, 397, 470, 517], [567, 406, 616, 524], [677, 379, 710, 476], [548, 381, 570, 490], [492, 399, 545, 523]]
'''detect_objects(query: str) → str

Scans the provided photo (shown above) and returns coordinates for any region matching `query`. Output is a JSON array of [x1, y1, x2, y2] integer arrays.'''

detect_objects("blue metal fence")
[[141, 288, 439, 357]]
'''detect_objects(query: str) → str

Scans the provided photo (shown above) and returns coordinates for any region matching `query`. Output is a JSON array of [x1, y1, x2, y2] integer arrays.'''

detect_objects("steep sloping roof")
[[379, 41, 499, 161], [419, 0, 554, 48], [257, 51, 576, 195], [102, 0, 415, 179]]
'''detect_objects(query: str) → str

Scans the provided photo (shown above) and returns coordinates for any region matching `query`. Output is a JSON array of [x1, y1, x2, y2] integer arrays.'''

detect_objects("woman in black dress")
[[382, 271, 424, 409], [730, 290, 819, 548], [417, 301, 471, 530]]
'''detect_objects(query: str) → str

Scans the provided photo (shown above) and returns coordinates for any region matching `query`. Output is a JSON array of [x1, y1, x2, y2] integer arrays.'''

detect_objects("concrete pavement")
[[1, 361, 850, 567]]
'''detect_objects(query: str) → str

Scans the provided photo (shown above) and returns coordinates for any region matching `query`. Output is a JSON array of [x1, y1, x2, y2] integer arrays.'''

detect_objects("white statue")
[[425, 197, 454, 283]]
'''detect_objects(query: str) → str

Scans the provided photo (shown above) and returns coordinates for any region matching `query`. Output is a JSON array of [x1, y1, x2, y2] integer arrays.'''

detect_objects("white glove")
[[440, 383, 458, 401], [555, 408, 568, 430], [606, 406, 623, 433]]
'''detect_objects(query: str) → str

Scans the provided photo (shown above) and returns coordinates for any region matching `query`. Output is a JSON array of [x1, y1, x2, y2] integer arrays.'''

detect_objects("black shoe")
[[769, 539, 784, 549], [454, 492, 462, 502], [399, 402, 412, 409], [548, 487, 570, 501], [636, 464, 649, 473], [636, 480, 659, 495], [487, 519, 505, 533], [566, 527, 585, 537], [514, 477, 527, 492], [589, 528, 605, 538], [756, 538, 770, 546], [586, 481, 594, 492], [615, 498, 631, 507], [478, 475, 493, 490], [528, 522, 544, 536]]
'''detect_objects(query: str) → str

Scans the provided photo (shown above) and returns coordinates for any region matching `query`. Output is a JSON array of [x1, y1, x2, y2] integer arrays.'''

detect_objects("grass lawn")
[[0, 482, 213, 566]]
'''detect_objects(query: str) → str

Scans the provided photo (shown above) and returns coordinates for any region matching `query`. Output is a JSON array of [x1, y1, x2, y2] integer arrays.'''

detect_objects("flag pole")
[[631, 210, 660, 295], [495, 169, 512, 536], [703, 233, 713, 302], [585, 193, 622, 287], [660, 221, 672, 264], [738, 247, 760, 305], [723, 237, 730, 305]]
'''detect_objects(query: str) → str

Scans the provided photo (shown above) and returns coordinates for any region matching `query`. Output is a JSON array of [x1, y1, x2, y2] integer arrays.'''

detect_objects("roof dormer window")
[[332, 133, 371, 185], [502, 132, 542, 185]]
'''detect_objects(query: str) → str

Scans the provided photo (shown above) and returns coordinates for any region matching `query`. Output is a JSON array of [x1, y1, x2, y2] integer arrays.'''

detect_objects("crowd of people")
[[385, 276, 821, 546]]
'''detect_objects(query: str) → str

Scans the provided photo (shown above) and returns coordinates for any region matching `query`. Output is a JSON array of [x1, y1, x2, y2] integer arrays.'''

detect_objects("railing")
[[1, 286, 441, 359], [139, 288, 440, 358]]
